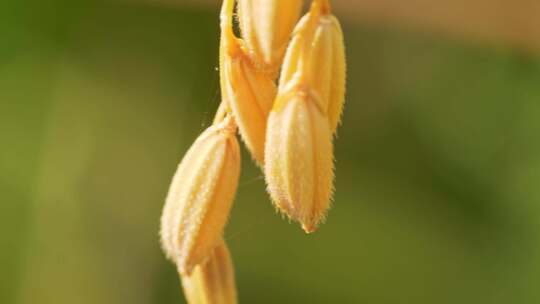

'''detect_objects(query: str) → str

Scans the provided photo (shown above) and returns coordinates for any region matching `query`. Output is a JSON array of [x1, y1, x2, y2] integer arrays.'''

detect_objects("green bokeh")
[[1, 1, 539, 303]]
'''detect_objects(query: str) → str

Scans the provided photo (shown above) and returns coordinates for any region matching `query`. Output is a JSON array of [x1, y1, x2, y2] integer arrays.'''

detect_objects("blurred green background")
[[1, 0, 540, 303]]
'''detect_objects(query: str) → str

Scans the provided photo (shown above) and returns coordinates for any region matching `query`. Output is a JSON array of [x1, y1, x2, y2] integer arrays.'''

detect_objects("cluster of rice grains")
[[160, 0, 346, 302]]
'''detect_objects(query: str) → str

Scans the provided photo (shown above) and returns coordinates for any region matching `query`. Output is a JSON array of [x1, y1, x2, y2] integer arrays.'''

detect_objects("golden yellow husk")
[[264, 0, 345, 233], [220, 0, 277, 166], [265, 85, 334, 233], [160, 116, 240, 275], [181, 240, 237, 304], [279, 0, 346, 134], [237, 0, 303, 77]]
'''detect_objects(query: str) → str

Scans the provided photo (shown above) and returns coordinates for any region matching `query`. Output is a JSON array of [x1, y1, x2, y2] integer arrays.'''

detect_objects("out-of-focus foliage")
[[1, 1, 539, 303]]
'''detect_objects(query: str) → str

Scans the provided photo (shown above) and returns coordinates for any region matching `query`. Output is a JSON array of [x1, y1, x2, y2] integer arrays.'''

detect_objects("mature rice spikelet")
[[181, 240, 237, 304], [237, 0, 303, 77], [279, 0, 346, 134], [265, 83, 334, 233], [264, 0, 344, 233], [160, 116, 240, 275], [220, 0, 277, 166]]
